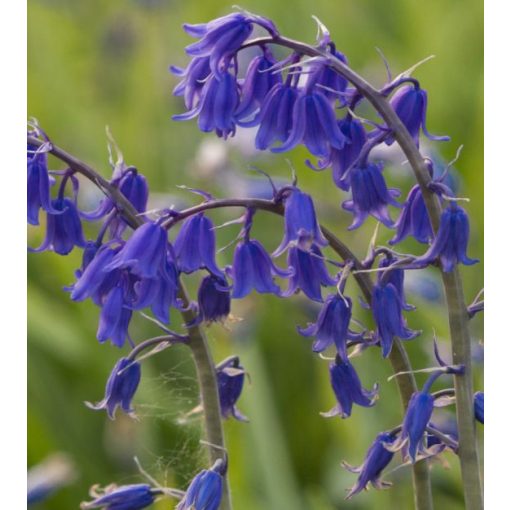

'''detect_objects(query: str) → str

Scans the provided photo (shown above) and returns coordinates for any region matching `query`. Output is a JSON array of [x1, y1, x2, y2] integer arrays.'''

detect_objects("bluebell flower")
[[106, 222, 168, 279], [80, 484, 154, 510], [132, 257, 179, 324], [474, 391, 484, 424], [196, 274, 231, 324], [386, 85, 449, 146], [308, 116, 367, 191], [273, 187, 328, 256], [388, 390, 435, 462], [183, 12, 277, 77], [87, 358, 141, 419], [173, 71, 240, 139], [216, 356, 248, 422], [413, 204, 478, 273], [29, 197, 86, 255], [228, 239, 289, 298], [371, 281, 419, 358], [321, 357, 378, 419], [174, 213, 223, 276], [343, 162, 400, 230], [70, 244, 122, 304], [271, 88, 348, 157], [377, 256, 414, 311], [97, 285, 133, 347], [255, 83, 298, 150], [284, 244, 336, 302], [298, 293, 360, 360], [27, 144, 59, 225], [344, 432, 396, 499], [177, 460, 224, 510], [390, 184, 433, 245], [171, 56, 212, 110], [235, 49, 282, 126], [308, 51, 348, 103]]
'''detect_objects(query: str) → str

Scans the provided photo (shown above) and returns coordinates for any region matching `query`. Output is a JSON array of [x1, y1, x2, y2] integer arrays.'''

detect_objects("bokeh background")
[[27, 0, 483, 508]]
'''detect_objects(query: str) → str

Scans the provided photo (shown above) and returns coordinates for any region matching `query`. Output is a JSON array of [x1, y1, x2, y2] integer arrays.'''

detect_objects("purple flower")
[[298, 293, 359, 360], [80, 484, 154, 510], [273, 187, 327, 257], [177, 460, 224, 510], [413, 204, 478, 273], [284, 244, 336, 302], [271, 88, 348, 157], [344, 432, 395, 499], [388, 390, 435, 462], [377, 256, 414, 311], [343, 162, 400, 230], [173, 71, 240, 139], [228, 239, 289, 298], [321, 357, 378, 419], [235, 49, 282, 125], [106, 222, 168, 279], [312, 116, 367, 191], [386, 85, 449, 146], [390, 184, 433, 245], [309, 51, 348, 103], [474, 391, 484, 424], [131, 257, 179, 324], [174, 213, 223, 276], [372, 281, 419, 358], [86, 358, 141, 419], [27, 143, 59, 225], [216, 356, 248, 422], [183, 12, 277, 77], [29, 197, 86, 255], [171, 56, 212, 110], [255, 83, 298, 150], [196, 274, 231, 324], [70, 244, 122, 304], [97, 285, 133, 347]]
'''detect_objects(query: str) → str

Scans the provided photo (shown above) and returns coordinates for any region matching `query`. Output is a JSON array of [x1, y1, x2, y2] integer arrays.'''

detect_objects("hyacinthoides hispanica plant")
[[27, 8, 484, 510]]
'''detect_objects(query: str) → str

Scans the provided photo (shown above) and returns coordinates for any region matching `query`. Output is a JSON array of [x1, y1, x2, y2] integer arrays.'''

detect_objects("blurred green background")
[[28, 0, 483, 508]]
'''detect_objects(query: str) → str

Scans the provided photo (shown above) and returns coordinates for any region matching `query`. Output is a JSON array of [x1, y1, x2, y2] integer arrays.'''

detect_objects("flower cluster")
[[27, 8, 483, 507]]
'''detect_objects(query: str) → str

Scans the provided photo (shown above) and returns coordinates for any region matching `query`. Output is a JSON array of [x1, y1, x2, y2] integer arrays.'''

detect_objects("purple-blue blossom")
[[321, 357, 378, 419], [344, 432, 396, 499], [30, 197, 86, 255], [413, 204, 478, 273], [386, 85, 449, 147], [343, 161, 400, 230], [177, 460, 225, 510], [80, 484, 154, 510], [298, 293, 360, 360], [174, 213, 223, 277], [97, 285, 134, 347], [195, 274, 231, 325], [390, 184, 433, 245], [229, 239, 289, 298], [284, 244, 336, 302], [474, 391, 484, 424], [86, 358, 141, 419], [371, 280, 419, 358], [216, 356, 248, 422], [274, 187, 327, 256]]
